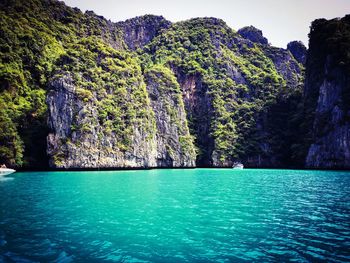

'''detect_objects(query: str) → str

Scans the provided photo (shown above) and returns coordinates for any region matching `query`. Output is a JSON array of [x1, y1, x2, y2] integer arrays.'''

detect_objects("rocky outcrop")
[[287, 41, 307, 65], [145, 66, 196, 167], [47, 74, 158, 168], [46, 70, 198, 169], [46, 69, 197, 168], [238, 26, 268, 45], [175, 70, 214, 167], [142, 18, 306, 168], [262, 45, 304, 89], [305, 16, 350, 169], [305, 60, 350, 168], [117, 15, 171, 50]]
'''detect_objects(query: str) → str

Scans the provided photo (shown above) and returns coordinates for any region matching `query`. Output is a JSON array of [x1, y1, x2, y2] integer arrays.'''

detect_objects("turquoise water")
[[0, 169, 349, 262]]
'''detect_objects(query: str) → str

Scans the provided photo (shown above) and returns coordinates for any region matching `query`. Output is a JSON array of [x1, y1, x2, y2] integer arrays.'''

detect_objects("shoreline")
[[13, 166, 350, 172]]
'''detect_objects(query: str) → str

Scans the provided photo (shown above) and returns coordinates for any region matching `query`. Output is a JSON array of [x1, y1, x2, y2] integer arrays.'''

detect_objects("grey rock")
[[145, 67, 196, 167], [287, 41, 307, 65], [117, 15, 171, 50], [46, 73, 158, 168], [304, 15, 350, 168], [238, 26, 268, 45]]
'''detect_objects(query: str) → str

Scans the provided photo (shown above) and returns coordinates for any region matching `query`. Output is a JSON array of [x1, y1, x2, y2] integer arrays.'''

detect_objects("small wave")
[[3, 252, 34, 263], [56, 251, 74, 263], [0, 176, 14, 181]]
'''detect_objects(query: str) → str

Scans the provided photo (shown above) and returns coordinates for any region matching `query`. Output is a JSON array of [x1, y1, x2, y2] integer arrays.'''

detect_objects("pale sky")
[[63, 0, 350, 48]]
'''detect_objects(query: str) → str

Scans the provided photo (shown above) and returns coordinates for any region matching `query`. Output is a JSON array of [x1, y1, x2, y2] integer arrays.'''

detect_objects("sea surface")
[[0, 169, 349, 262]]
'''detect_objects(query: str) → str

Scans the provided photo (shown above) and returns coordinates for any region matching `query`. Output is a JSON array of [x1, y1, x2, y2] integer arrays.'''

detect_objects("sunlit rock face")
[[46, 73, 159, 169]]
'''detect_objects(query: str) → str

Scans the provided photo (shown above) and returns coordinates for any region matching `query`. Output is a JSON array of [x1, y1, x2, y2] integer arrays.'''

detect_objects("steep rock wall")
[[47, 74, 158, 168], [145, 65, 196, 167], [175, 71, 214, 166], [305, 16, 350, 169]]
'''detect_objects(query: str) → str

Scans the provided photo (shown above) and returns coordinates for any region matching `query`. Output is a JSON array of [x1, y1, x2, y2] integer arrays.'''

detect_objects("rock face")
[[263, 45, 304, 88], [287, 41, 307, 64], [238, 26, 268, 45], [117, 15, 171, 50], [46, 71, 197, 168], [46, 53, 198, 169], [47, 74, 158, 168], [304, 16, 350, 169], [144, 66, 196, 167], [175, 71, 214, 166], [45, 26, 197, 168]]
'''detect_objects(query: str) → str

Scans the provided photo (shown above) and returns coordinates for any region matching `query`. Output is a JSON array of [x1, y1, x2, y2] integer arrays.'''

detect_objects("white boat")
[[0, 168, 16, 176], [232, 162, 244, 169]]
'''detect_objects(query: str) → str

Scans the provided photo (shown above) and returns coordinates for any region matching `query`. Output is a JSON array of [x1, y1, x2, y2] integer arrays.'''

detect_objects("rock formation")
[[304, 16, 350, 169], [117, 15, 171, 50], [287, 41, 307, 64], [237, 26, 269, 45]]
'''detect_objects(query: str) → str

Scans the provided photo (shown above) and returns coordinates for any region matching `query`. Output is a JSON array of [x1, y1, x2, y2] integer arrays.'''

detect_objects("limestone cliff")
[[145, 65, 196, 167], [145, 18, 304, 167], [47, 73, 158, 168], [45, 40, 197, 168], [304, 16, 350, 169], [287, 41, 307, 65], [238, 26, 268, 45]]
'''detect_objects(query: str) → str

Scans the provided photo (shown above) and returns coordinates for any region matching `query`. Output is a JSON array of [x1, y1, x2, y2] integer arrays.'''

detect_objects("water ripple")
[[0, 169, 349, 262]]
